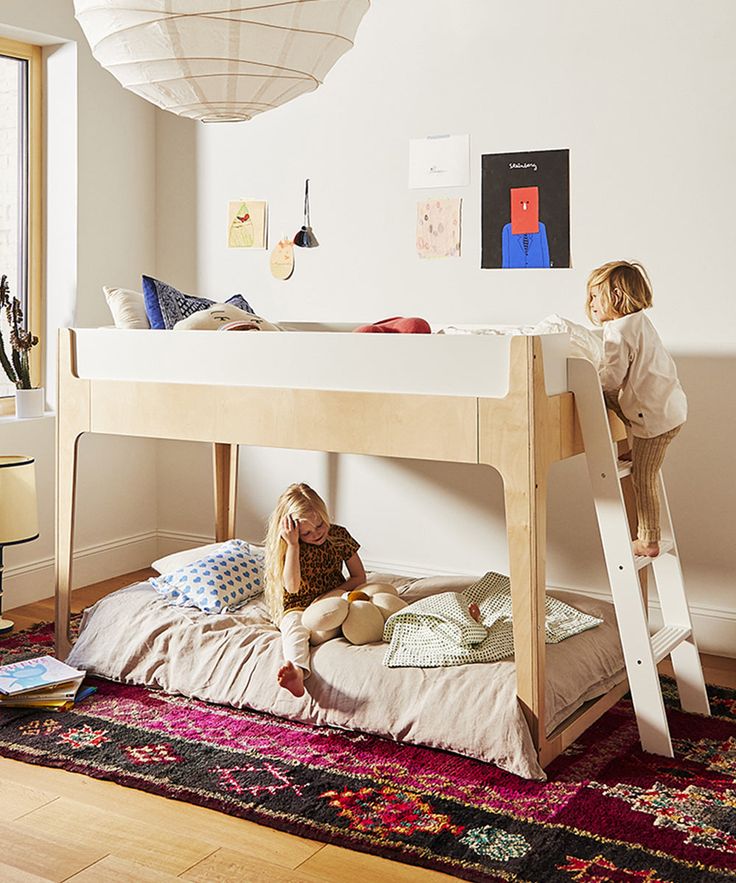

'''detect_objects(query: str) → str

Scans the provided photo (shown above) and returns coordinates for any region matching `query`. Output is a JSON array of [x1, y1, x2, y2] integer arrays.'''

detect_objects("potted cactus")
[[0, 274, 43, 417]]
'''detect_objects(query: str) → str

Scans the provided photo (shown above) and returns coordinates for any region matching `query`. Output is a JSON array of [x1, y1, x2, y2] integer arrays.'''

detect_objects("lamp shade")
[[293, 225, 319, 247], [73, 0, 371, 123], [0, 456, 39, 545]]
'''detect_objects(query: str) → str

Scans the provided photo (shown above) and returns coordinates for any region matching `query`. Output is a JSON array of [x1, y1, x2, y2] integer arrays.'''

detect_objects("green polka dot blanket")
[[383, 571, 603, 668]]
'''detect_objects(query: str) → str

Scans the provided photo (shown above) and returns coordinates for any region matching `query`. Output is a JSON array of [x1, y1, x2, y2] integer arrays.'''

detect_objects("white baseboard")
[[6, 541, 735, 660], [363, 557, 478, 580], [365, 558, 736, 660], [550, 584, 736, 661], [156, 530, 217, 560], [3, 531, 159, 611]]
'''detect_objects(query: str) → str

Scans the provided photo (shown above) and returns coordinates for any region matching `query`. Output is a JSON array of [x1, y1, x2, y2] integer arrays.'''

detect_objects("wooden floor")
[[2, 571, 455, 883], [2, 572, 735, 883]]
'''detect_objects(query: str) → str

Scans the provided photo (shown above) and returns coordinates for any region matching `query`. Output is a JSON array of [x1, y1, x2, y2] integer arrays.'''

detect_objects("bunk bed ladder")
[[568, 358, 710, 757]]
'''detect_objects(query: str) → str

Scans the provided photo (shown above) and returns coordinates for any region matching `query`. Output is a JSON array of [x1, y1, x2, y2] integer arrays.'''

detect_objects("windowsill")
[[0, 410, 55, 424]]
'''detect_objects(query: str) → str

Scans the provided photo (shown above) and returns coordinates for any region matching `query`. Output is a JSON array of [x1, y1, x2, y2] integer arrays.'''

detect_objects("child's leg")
[[604, 390, 628, 426], [604, 391, 634, 458], [631, 427, 681, 555], [278, 609, 310, 696]]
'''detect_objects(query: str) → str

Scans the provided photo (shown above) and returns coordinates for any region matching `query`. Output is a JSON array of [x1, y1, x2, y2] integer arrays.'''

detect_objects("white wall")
[[1, 2, 732, 656], [155, 0, 736, 655], [0, 415, 159, 606], [0, 1, 159, 609]]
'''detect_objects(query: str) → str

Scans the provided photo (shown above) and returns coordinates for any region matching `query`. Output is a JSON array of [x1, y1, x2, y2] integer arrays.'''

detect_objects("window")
[[0, 37, 41, 413]]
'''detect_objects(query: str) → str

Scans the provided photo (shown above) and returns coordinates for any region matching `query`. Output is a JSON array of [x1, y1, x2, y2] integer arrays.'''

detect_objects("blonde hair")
[[264, 482, 331, 623], [585, 260, 653, 325]]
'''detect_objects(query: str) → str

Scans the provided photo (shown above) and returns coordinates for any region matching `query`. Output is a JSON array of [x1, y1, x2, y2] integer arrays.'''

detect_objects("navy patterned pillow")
[[142, 275, 254, 330]]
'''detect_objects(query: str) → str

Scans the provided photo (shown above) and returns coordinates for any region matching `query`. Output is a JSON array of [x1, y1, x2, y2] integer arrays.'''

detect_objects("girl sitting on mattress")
[[264, 482, 366, 697]]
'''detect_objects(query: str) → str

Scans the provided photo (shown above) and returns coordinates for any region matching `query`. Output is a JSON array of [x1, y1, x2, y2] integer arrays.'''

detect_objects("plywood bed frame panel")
[[54, 328, 627, 768]]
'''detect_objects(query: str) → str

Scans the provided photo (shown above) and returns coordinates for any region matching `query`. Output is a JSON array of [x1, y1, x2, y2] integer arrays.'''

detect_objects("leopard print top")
[[283, 524, 360, 613]]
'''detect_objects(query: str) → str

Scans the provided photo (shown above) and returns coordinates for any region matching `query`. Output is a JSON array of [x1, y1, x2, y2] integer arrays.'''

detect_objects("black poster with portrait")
[[481, 149, 570, 270]]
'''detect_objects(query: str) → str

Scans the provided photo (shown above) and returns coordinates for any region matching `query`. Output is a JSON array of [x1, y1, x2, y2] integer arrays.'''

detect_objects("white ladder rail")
[[567, 357, 710, 756], [651, 474, 710, 715]]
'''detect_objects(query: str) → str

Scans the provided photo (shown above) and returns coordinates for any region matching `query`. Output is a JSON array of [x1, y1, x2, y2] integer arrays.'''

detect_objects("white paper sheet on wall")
[[409, 134, 470, 189]]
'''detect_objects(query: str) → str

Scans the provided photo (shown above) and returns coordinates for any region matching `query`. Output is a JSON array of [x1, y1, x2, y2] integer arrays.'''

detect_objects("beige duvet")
[[66, 573, 625, 780]]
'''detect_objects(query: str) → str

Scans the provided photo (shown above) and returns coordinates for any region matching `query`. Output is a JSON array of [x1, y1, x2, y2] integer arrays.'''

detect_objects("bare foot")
[[468, 602, 481, 622], [633, 540, 659, 558], [277, 661, 305, 697]]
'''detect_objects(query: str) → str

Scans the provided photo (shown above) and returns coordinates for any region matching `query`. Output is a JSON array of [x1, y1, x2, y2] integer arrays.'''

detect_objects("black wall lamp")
[[293, 179, 319, 248]]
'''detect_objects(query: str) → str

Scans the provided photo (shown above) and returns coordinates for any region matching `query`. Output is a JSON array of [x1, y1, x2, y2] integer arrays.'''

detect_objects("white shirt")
[[600, 311, 687, 438]]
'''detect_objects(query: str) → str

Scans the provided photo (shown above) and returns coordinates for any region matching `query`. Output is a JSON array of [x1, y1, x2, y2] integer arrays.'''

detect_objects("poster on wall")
[[481, 149, 569, 269], [416, 197, 462, 259], [227, 199, 268, 248]]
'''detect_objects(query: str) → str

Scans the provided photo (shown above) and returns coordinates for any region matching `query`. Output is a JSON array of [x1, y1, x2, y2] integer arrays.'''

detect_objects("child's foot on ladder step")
[[633, 539, 659, 558]]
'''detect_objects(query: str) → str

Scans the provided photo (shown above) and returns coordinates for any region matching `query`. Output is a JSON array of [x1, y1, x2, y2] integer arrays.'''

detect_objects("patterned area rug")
[[1, 622, 735, 883]]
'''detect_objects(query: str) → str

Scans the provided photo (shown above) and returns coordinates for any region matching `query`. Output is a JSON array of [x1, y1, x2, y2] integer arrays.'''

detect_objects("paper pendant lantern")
[[73, 0, 371, 123]]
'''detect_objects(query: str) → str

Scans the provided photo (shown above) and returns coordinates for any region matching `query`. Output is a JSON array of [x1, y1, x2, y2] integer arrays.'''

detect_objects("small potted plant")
[[0, 274, 43, 418]]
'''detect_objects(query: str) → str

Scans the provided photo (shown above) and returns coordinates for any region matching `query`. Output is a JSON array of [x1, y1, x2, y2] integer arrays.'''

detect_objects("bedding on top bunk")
[[101, 280, 600, 361], [66, 572, 625, 780]]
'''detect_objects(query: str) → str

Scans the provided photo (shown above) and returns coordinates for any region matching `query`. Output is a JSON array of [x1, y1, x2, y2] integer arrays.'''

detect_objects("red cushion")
[[354, 316, 431, 334]]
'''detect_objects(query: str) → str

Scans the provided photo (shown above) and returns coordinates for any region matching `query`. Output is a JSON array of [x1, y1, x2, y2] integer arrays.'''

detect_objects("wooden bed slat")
[[89, 382, 479, 463]]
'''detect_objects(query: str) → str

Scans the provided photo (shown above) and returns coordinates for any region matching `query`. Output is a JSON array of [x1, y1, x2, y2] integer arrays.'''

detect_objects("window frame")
[[0, 36, 42, 416]]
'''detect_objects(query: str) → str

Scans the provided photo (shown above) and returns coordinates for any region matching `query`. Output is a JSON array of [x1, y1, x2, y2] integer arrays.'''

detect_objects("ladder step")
[[634, 539, 674, 570], [650, 625, 691, 664], [617, 458, 633, 478]]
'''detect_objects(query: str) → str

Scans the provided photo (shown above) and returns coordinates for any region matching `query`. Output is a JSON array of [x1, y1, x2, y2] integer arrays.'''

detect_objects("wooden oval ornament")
[[270, 238, 295, 280]]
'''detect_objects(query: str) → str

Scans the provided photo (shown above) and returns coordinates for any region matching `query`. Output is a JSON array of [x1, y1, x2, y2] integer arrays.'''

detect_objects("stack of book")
[[0, 655, 92, 711]]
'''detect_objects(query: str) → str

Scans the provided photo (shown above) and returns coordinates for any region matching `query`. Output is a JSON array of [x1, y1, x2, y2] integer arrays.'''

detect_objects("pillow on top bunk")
[[142, 275, 255, 330], [174, 305, 281, 331], [150, 539, 264, 613], [103, 286, 151, 329]]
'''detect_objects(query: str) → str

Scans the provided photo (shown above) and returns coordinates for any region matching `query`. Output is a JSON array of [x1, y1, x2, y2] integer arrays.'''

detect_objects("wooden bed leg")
[[213, 443, 238, 542], [55, 431, 82, 659], [503, 467, 548, 750], [55, 329, 90, 660], [484, 336, 554, 759], [325, 451, 340, 520]]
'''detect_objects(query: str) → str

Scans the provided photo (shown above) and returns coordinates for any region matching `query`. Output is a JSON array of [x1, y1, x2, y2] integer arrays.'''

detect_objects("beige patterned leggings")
[[604, 393, 682, 543], [631, 427, 681, 543]]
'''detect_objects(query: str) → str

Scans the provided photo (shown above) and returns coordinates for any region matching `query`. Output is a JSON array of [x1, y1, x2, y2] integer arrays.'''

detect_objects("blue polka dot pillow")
[[151, 539, 264, 614]]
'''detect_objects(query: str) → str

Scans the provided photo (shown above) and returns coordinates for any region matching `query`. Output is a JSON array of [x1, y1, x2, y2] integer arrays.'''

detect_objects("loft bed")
[[54, 325, 629, 772]]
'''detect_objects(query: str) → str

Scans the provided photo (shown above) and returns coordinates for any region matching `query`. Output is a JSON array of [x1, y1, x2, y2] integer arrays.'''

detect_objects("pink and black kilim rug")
[[1, 621, 735, 883]]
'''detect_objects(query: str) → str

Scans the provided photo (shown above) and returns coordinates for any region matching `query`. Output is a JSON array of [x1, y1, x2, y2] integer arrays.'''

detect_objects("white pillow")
[[151, 539, 264, 614], [152, 540, 266, 575], [103, 286, 151, 329], [152, 542, 224, 575]]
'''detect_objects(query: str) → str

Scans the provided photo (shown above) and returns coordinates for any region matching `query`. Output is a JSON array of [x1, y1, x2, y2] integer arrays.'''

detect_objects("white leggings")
[[280, 609, 311, 676]]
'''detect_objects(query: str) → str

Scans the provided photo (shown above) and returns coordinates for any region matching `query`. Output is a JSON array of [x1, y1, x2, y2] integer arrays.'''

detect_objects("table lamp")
[[0, 455, 39, 635]]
